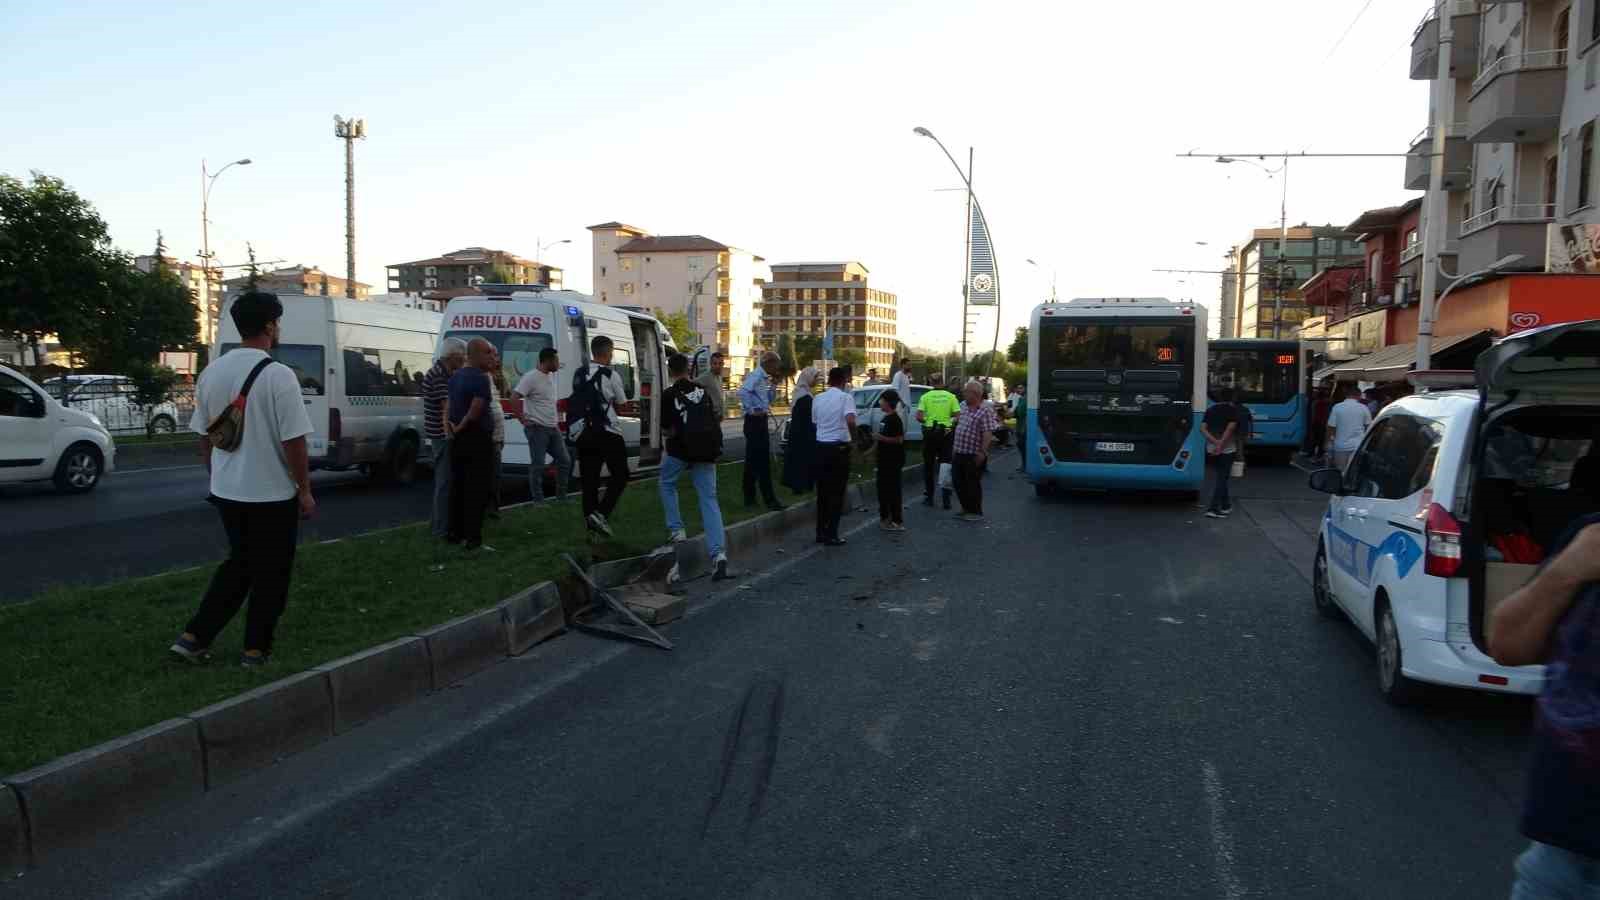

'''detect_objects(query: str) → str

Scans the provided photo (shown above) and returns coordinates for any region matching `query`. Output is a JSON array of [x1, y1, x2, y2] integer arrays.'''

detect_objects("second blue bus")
[[1206, 338, 1306, 460], [1025, 297, 1208, 497]]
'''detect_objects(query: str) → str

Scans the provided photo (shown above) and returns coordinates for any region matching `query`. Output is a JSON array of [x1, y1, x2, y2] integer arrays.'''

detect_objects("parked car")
[[41, 374, 183, 436], [852, 384, 930, 447], [0, 364, 116, 492], [1306, 320, 1600, 704]]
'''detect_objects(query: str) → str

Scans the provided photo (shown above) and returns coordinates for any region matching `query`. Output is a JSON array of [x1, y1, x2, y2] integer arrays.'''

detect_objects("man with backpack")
[[570, 335, 631, 537], [169, 291, 315, 668], [660, 353, 729, 579]]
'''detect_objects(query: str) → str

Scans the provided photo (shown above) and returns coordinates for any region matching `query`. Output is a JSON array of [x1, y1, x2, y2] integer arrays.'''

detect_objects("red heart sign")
[[1509, 312, 1541, 330]]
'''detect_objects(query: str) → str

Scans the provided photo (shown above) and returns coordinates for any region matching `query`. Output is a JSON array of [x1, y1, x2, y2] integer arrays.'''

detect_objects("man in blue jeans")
[[659, 353, 729, 580], [512, 346, 570, 503], [1489, 513, 1600, 898], [422, 338, 467, 538]]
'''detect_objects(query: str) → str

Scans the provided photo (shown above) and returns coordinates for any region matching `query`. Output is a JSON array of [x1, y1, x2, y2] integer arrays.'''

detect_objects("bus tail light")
[[1424, 503, 1463, 578], [328, 408, 342, 447], [556, 398, 569, 434]]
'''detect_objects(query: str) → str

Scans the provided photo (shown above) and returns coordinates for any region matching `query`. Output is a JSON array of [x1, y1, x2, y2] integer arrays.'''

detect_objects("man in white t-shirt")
[[571, 335, 632, 537], [513, 346, 570, 504], [891, 358, 913, 420], [1326, 383, 1374, 472], [812, 366, 858, 545], [170, 291, 315, 668]]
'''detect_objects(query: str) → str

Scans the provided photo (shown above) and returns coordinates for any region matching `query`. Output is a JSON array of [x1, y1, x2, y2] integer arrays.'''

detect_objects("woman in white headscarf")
[[782, 367, 819, 494]]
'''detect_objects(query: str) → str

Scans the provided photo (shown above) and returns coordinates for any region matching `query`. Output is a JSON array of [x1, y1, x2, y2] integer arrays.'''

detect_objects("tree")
[[775, 333, 798, 383], [793, 335, 824, 370], [835, 348, 866, 372], [652, 308, 695, 349], [61, 249, 198, 381], [244, 243, 261, 292], [0, 172, 116, 372], [893, 341, 911, 365], [489, 265, 518, 284], [1007, 326, 1029, 364]]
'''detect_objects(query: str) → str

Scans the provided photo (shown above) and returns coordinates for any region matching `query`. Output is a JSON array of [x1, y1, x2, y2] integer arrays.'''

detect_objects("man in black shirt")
[[875, 389, 907, 532], [1200, 389, 1242, 519]]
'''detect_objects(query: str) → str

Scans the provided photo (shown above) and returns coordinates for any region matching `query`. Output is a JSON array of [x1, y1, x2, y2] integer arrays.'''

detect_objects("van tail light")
[[328, 408, 342, 447], [1424, 503, 1463, 578], [556, 398, 569, 434]]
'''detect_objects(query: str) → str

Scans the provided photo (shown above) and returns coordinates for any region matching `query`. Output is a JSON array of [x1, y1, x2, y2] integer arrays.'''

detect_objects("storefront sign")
[[1547, 223, 1600, 273], [1348, 309, 1388, 355]]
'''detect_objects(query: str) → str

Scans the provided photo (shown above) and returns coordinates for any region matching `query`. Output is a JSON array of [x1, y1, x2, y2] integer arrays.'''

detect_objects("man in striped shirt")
[[423, 338, 467, 538]]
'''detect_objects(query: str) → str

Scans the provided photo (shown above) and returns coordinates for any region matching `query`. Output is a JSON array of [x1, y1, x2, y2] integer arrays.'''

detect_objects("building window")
[[424, 266, 436, 276], [621, 283, 635, 296], [1582, 123, 1595, 209], [424, 277, 437, 289], [621, 258, 634, 271], [601, 266, 607, 277]]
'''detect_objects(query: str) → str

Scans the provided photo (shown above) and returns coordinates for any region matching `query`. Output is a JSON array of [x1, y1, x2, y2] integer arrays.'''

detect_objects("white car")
[[41, 374, 183, 436], [1307, 320, 1600, 704], [852, 384, 930, 446], [0, 364, 116, 492]]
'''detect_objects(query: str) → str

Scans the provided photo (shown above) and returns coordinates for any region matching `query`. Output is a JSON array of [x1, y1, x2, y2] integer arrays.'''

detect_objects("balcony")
[[1467, 50, 1567, 143], [1410, 1, 1482, 80], [1459, 202, 1552, 272], [1404, 124, 1472, 191]]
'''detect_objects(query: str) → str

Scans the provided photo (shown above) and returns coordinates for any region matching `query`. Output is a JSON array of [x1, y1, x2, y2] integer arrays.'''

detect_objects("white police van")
[[1309, 320, 1600, 703]]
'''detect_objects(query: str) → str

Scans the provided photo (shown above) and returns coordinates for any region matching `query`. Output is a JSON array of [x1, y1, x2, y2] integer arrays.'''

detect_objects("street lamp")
[[1217, 155, 1292, 339], [914, 125, 1003, 376], [200, 157, 252, 341], [536, 237, 571, 288], [1025, 259, 1057, 303], [1416, 254, 1525, 369]]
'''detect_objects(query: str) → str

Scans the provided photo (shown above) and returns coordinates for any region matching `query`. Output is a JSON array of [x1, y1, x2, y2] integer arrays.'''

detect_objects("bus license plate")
[[1095, 441, 1135, 452]]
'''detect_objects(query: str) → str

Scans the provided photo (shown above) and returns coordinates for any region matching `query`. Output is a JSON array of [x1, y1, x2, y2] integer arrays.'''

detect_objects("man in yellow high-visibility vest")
[[915, 374, 961, 509]]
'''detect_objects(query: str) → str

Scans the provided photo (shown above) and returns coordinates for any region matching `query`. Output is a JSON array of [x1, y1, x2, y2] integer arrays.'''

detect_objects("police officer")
[[916, 374, 960, 509]]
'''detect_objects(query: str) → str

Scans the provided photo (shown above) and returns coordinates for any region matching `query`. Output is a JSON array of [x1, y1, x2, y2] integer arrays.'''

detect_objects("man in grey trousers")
[[422, 338, 467, 537]]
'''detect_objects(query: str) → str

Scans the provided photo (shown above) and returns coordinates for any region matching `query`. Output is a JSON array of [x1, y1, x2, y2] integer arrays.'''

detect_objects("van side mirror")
[[1308, 468, 1345, 495]]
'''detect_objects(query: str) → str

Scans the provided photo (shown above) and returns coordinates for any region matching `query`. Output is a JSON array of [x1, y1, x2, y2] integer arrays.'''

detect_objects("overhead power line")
[[1323, 0, 1378, 63]]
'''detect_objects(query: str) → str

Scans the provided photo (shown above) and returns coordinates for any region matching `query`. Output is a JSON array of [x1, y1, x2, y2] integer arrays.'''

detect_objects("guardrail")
[[1472, 48, 1568, 93]]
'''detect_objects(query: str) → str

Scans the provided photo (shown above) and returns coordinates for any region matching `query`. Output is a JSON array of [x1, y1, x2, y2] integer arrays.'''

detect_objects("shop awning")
[[1313, 330, 1493, 383]]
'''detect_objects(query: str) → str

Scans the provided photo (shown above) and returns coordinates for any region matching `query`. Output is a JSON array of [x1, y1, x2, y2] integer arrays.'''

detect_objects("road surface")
[[10, 460, 1537, 899], [0, 417, 769, 602]]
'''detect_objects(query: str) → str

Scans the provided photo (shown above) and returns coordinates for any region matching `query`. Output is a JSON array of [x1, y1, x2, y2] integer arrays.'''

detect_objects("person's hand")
[[976, 450, 988, 466], [1548, 523, 1600, 587], [298, 488, 316, 520]]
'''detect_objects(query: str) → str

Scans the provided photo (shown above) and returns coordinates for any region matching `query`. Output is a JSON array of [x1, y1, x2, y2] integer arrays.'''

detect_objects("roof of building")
[[388, 248, 555, 269], [614, 235, 730, 254], [1241, 224, 1356, 246], [587, 221, 650, 234], [1345, 198, 1424, 235], [769, 261, 870, 271]]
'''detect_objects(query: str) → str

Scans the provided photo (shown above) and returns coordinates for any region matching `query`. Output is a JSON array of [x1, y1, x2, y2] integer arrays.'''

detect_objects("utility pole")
[[1416, 1, 1451, 371], [1273, 156, 1289, 340], [962, 147, 973, 366], [334, 116, 366, 299]]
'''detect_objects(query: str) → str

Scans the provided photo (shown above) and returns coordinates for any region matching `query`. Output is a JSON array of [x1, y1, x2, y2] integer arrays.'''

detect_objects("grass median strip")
[[0, 454, 885, 776]]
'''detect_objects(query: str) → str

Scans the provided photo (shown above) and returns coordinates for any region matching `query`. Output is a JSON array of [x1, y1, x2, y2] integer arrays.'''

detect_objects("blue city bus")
[[1206, 338, 1306, 459], [1025, 298, 1208, 496]]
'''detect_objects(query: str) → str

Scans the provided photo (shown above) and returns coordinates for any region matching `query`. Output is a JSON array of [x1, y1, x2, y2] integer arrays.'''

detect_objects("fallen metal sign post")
[[562, 553, 674, 651]]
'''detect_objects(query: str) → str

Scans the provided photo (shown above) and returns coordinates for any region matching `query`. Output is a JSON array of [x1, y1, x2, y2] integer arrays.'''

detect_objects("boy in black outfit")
[[876, 389, 907, 532]]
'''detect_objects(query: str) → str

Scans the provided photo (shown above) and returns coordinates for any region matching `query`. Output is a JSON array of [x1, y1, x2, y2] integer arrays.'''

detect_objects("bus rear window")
[[1040, 322, 1188, 371], [1208, 349, 1297, 405]]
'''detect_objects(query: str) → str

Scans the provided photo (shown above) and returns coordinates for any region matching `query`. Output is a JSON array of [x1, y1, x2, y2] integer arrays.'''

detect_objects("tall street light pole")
[[537, 237, 572, 287], [1026, 259, 1057, 303], [914, 127, 976, 366], [334, 116, 367, 299], [200, 157, 252, 342], [1215, 155, 1289, 339]]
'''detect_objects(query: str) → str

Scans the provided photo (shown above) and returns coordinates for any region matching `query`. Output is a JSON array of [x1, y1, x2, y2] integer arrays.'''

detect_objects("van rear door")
[[629, 317, 665, 467], [1476, 320, 1600, 405]]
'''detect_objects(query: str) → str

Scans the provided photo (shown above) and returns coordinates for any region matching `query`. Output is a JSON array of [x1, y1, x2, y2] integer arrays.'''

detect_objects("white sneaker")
[[587, 512, 613, 537], [668, 528, 687, 544], [712, 552, 730, 580]]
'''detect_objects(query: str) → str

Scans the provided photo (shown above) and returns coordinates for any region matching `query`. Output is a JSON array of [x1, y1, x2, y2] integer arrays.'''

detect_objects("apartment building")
[[386, 247, 563, 301], [1407, 0, 1600, 339], [222, 265, 372, 301], [1223, 227, 1365, 338], [587, 222, 769, 381], [760, 262, 900, 372], [133, 255, 224, 346], [1298, 200, 1425, 359]]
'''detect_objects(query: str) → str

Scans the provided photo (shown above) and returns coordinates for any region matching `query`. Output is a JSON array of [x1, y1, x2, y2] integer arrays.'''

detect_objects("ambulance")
[[435, 287, 677, 478]]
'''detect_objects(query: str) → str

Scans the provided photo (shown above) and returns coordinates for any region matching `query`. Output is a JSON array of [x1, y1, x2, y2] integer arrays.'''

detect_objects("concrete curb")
[[420, 607, 510, 689], [189, 670, 334, 790], [4, 718, 203, 863], [501, 582, 565, 655], [674, 536, 711, 580], [315, 637, 433, 734], [1, 785, 27, 873]]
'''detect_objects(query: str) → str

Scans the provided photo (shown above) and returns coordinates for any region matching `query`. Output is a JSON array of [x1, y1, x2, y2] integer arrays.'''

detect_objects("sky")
[[1, 0, 1434, 352]]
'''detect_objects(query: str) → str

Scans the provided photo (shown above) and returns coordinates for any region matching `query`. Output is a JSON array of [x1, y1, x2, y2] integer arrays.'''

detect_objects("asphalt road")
[[0, 418, 762, 603], [10, 457, 1537, 899]]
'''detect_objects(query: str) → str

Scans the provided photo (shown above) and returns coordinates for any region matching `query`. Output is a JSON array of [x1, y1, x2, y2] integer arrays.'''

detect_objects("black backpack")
[[672, 382, 723, 462], [568, 365, 613, 437]]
